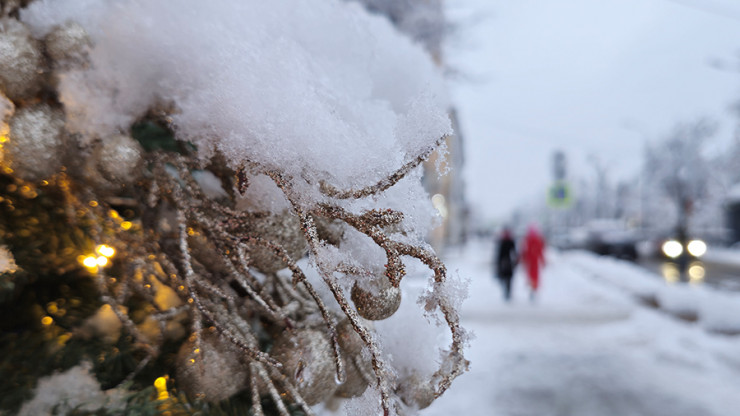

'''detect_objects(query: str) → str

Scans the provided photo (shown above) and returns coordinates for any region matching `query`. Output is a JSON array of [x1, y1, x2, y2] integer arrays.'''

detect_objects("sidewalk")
[[424, 241, 740, 416]]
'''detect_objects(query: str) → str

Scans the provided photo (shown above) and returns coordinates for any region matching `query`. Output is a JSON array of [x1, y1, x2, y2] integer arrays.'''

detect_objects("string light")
[[96, 244, 116, 258], [79, 245, 115, 272], [82, 256, 98, 269], [154, 376, 170, 400]]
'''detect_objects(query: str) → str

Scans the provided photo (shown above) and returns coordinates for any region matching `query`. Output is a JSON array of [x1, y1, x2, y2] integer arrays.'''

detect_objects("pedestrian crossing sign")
[[548, 181, 572, 208]]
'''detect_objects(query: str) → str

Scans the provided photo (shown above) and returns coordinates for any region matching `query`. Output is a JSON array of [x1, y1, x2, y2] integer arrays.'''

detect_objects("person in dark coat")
[[494, 227, 518, 301]]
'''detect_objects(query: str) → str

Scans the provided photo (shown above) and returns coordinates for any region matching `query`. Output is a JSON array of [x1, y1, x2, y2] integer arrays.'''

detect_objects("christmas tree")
[[0, 0, 468, 415]]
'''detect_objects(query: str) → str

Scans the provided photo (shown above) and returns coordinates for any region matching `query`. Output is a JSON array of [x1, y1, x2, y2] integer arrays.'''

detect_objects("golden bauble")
[[351, 277, 401, 321], [5, 103, 65, 181], [334, 319, 372, 398], [397, 373, 436, 410], [45, 21, 91, 69], [97, 133, 143, 185], [270, 329, 337, 405], [175, 331, 249, 402], [246, 211, 307, 274], [0, 18, 45, 101]]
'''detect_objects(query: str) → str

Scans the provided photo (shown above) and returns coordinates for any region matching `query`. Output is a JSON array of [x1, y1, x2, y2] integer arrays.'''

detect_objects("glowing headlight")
[[662, 240, 683, 259], [687, 239, 707, 257]]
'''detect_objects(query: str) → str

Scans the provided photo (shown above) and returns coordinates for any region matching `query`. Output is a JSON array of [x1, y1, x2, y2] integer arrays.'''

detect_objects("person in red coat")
[[520, 224, 545, 300]]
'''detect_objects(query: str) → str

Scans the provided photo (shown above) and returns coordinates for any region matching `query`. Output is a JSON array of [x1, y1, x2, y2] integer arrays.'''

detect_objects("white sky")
[[445, 0, 740, 222]]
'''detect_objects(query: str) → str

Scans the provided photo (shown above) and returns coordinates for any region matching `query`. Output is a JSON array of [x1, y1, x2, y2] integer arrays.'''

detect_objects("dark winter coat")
[[495, 235, 517, 279]]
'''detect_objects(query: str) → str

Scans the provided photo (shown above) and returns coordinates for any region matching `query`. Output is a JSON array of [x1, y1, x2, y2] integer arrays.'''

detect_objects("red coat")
[[521, 227, 545, 290]]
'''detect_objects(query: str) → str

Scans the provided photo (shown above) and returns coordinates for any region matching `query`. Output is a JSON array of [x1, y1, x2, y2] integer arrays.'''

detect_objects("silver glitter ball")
[[175, 331, 249, 402], [271, 329, 337, 405], [6, 104, 65, 181], [247, 211, 307, 274], [351, 277, 401, 321], [0, 18, 45, 102], [97, 133, 143, 184], [45, 21, 91, 69]]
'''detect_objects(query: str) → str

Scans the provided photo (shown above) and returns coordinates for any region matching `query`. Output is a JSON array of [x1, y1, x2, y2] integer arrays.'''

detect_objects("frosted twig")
[[255, 363, 291, 416], [249, 363, 265, 416], [319, 135, 448, 199]]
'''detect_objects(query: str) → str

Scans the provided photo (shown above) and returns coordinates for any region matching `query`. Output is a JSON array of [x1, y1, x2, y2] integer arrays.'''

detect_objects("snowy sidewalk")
[[424, 241, 740, 416]]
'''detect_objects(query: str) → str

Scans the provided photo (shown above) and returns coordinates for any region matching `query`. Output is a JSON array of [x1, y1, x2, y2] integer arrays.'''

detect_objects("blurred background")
[[419, 0, 740, 290]]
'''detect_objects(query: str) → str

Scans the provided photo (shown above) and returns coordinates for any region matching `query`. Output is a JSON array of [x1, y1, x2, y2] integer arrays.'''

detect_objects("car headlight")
[[662, 240, 683, 258], [687, 239, 707, 257]]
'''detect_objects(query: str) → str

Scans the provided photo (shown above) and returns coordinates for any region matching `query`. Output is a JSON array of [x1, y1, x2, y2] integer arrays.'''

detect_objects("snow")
[[21, 0, 451, 198], [413, 241, 740, 416], [702, 246, 740, 268]]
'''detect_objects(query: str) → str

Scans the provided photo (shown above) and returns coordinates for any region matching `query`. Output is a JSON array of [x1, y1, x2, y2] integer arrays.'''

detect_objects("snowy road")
[[424, 241, 740, 416]]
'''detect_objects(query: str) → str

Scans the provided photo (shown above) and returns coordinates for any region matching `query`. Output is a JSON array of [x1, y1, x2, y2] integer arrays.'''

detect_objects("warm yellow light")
[[47, 302, 59, 314], [41, 316, 53, 326], [57, 333, 71, 346], [96, 256, 109, 267], [154, 376, 170, 400], [109, 210, 120, 219], [89, 200, 98, 207], [120, 221, 132, 230], [688, 263, 705, 282], [82, 256, 98, 269], [96, 244, 116, 258], [431, 193, 448, 218], [0, 135, 8, 144], [661, 263, 680, 283]]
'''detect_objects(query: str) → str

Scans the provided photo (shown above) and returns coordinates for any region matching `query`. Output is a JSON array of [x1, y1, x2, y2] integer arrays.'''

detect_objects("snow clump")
[[21, 0, 452, 207]]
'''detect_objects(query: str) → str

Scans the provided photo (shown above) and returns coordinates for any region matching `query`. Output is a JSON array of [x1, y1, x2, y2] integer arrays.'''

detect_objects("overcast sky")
[[445, 0, 740, 223]]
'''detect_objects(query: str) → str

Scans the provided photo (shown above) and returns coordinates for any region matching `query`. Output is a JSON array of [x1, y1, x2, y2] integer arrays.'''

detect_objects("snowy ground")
[[423, 240, 740, 416]]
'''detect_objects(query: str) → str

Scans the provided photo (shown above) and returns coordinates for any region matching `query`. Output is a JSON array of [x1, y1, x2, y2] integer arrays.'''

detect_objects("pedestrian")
[[494, 227, 517, 301], [520, 224, 545, 301]]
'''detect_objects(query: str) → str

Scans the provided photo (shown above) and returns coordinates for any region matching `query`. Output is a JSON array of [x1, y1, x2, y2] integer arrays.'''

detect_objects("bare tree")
[[643, 118, 717, 238]]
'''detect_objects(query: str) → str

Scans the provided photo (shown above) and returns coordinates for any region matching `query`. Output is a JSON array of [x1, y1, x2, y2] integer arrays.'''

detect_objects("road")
[[638, 256, 740, 291]]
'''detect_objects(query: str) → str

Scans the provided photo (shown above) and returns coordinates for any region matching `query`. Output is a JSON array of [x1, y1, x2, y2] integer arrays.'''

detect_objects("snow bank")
[[564, 251, 740, 334], [21, 0, 451, 196]]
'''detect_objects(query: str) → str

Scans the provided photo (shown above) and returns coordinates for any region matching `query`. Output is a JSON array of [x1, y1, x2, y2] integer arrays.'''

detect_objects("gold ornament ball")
[[270, 329, 337, 405], [0, 18, 45, 101], [246, 211, 307, 273], [334, 319, 372, 398], [45, 21, 91, 69], [313, 216, 344, 246], [397, 373, 436, 410], [97, 133, 143, 185], [350, 278, 401, 321], [6, 104, 65, 181], [175, 332, 249, 402]]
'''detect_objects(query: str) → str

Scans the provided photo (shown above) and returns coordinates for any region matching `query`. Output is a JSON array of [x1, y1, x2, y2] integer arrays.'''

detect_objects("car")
[[659, 237, 707, 260], [560, 220, 640, 261], [585, 228, 639, 261]]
